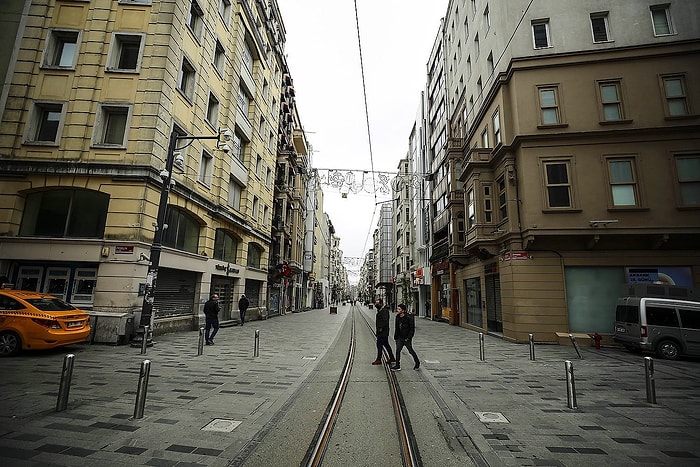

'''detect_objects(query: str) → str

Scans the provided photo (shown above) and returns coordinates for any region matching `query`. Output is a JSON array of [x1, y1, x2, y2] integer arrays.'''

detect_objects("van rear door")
[[679, 306, 700, 357], [614, 299, 641, 346]]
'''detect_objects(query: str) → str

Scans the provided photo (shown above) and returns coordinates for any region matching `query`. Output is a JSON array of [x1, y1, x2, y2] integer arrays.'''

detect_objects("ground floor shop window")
[[465, 277, 482, 327], [565, 267, 623, 333]]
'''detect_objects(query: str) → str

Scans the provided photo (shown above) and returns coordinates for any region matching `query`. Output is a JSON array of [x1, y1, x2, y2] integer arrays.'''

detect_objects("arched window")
[[163, 206, 200, 253], [214, 229, 239, 263], [246, 243, 263, 269], [20, 189, 109, 238]]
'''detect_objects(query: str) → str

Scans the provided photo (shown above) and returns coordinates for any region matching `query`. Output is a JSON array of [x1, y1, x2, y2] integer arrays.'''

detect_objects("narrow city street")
[[2, 305, 700, 466]]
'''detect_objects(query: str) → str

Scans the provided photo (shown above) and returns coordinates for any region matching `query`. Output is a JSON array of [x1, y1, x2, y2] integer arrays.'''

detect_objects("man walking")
[[203, 294, 220, 345], [372, 298, 396, 365], [238, 293, 249, 325], [391, 303, 420, 371]]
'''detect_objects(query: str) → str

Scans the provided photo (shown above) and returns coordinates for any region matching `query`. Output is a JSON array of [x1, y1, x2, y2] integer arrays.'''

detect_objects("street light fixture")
[[131, 127, 232, 348]]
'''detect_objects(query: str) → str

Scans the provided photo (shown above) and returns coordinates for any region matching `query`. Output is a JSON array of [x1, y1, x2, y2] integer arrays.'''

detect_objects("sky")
[[277, 0, 448, 282]]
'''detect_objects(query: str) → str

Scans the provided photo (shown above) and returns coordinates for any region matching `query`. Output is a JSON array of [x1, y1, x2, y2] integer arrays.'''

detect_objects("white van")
[[614, 296, 700, 360]]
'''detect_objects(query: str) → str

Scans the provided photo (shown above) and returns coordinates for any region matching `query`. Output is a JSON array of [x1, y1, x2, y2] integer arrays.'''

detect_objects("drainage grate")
[[475, 412, 509, 423], [202, 419, 242, 432], [302, 356, 317, 360]]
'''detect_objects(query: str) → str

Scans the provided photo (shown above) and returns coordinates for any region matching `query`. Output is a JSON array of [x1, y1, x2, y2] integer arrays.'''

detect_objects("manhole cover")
[[475, 412, 509, 423], [202, 418, 242, 432]]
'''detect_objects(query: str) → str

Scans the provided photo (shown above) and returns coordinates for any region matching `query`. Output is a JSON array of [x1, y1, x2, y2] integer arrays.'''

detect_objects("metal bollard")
[[197, 326, 205, 356], [565, 360, 578, 409], [529, 333, 536, 361], [133, 359, 151, 419], [644, 357, 657, 404], [568, 333, 582, 359], [254, 329, 260, 357], [141, 325, 149, 355], [56, 353, 75, 412], [478, 332, 485, 361]]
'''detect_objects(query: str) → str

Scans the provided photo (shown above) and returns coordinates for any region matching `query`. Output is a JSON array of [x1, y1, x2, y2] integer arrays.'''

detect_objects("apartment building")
[[437, 0, 700, 342], [0, 0, 293, 334], [393, 158, 414, 310]]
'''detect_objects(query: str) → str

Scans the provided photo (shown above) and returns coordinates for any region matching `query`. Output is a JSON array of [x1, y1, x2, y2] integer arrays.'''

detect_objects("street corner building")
[[0, 0, 314, 340]]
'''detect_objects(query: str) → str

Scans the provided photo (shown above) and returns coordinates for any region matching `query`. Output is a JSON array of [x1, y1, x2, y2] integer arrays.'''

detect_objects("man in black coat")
[[238, 294, 249, 325], [203, 294, 220, 345], [391, 303, 420, 371], [372, 298, 396, 365]]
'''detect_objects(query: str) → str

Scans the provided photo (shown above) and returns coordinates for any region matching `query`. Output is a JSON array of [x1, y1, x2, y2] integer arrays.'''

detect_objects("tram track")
[[303, 305, 422, 467]]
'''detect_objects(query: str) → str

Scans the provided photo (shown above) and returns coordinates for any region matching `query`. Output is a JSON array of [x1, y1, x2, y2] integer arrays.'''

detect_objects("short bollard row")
[[476, 332, 660, 409]]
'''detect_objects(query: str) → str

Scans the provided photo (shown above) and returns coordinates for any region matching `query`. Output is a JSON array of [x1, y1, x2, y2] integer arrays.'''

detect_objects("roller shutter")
[[153, 268, 197, 318]]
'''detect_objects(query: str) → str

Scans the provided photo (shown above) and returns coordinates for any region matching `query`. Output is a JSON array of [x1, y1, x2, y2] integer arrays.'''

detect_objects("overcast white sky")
[[277, 1, 448, 282]]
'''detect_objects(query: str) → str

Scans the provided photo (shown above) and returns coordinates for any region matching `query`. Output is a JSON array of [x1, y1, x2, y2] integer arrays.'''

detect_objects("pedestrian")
[[372, 298, 396, 365], [203, 294, 220, 345], [391, 303, 420, 371], [238, 293, 249, 325]]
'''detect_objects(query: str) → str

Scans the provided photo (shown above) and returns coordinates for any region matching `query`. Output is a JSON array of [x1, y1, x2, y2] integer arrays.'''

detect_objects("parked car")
[[614, 296, 700, 360], [0, 290, 91, 356]]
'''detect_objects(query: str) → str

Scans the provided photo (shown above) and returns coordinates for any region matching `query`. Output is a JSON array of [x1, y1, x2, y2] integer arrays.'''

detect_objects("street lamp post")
[[131, 128, 232, 347]]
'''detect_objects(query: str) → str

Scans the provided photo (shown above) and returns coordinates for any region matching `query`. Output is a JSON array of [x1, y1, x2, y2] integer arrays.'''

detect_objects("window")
[[187, 1, 204, 40], [487, 52, 494, 76], [266, 168, 272, 185], [474, 34, 479, 57], [214, 229, 238, 263], [467, 188, 475, 228], [218, 0, 231, 24], [263, 205, 268, 225], [598, 80, 624, 121], [483, 185, 493, 222], [675, 154, 700, 206], [484, 6, 491, 31], [107, 33, 143, 71], [162, 206, 200, 253], [94, 105, 130, 146], [646, 306, 679, 327], [242, 41, 254, 74], [538, 86, 562, 125], [178, 57, 196, 100], [232, 132, 245, 162], [252, 196, 259, 219], [26, 102, 64, 144], [607, 158, 638, 206], [247, 244, 262, 269], [237, 87, 250, 116], [256, 155, 262, 177], [20, 189, 109, 238], [228, 177, 243, 209], [590, 12, 611, 42], [532, 20, 551, 48], [661, 75, 689, 117], [481, 127, 489, 148], [198, 149, 213, 186], [544, 161, 572, 208], [43, 29, 79, 68], [207, 93, 219, 127], [650, 5, 674, 36], [213, 40, 225, 75], [497, 177, 508, 219], [492, 110, 501, 145]]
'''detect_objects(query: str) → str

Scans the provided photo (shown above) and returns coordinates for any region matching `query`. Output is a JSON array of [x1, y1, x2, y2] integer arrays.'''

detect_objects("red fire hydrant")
[[593, 332, 602, 350]]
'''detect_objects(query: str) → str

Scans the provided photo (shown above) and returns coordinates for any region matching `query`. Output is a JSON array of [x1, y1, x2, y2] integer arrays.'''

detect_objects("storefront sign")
[[503, 251, 528, 261], [433, 262, 449, 275], [115, 246, 134, 254], [215, 264, 240, 274]]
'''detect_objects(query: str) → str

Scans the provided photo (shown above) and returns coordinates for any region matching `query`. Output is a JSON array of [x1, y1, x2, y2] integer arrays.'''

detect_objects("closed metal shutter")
[[154, 268, 197, 318]]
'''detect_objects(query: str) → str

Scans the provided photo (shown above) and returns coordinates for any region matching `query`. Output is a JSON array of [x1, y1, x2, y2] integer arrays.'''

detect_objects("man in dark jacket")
[[203, 294, 220, 345], [391, 303, 420, 371], [238, 294, 249, 325], [372, 298, 396, 365]]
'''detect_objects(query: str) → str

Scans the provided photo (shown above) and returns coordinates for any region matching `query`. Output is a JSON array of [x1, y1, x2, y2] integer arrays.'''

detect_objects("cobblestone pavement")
[[1, 304, 699, 466]]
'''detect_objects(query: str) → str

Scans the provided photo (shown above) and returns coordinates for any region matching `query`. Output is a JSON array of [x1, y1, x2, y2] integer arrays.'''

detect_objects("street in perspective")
[[2, 305, 700, 466]]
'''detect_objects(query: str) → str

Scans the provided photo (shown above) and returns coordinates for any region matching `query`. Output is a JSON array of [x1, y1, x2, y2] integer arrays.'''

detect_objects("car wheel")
[[0, 331, 21, 357], [656, 339, 681, 360]]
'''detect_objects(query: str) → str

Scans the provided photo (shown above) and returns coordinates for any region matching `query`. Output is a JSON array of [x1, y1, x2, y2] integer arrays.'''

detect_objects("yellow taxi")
[[0, 290, 91, 356]]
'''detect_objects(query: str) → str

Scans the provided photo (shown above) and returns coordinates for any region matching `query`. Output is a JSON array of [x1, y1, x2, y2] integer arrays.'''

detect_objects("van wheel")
[[656, 340, 681, 360], [0, 331, 21, 357]]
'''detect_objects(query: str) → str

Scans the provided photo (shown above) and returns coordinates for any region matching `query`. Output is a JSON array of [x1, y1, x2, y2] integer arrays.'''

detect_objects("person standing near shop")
[[391, 303, 420, 371], [372, 298, 396, 365], [238, 293, 249, 325], [204, 294, 220, 345]]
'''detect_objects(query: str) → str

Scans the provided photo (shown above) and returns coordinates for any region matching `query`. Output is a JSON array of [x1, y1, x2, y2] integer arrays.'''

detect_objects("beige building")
[[434, 0, 700, 343], [0, 0, 293, 335]]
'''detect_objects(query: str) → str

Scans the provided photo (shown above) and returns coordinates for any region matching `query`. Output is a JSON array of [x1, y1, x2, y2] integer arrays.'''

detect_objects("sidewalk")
[[1, 304, 699, 466]]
